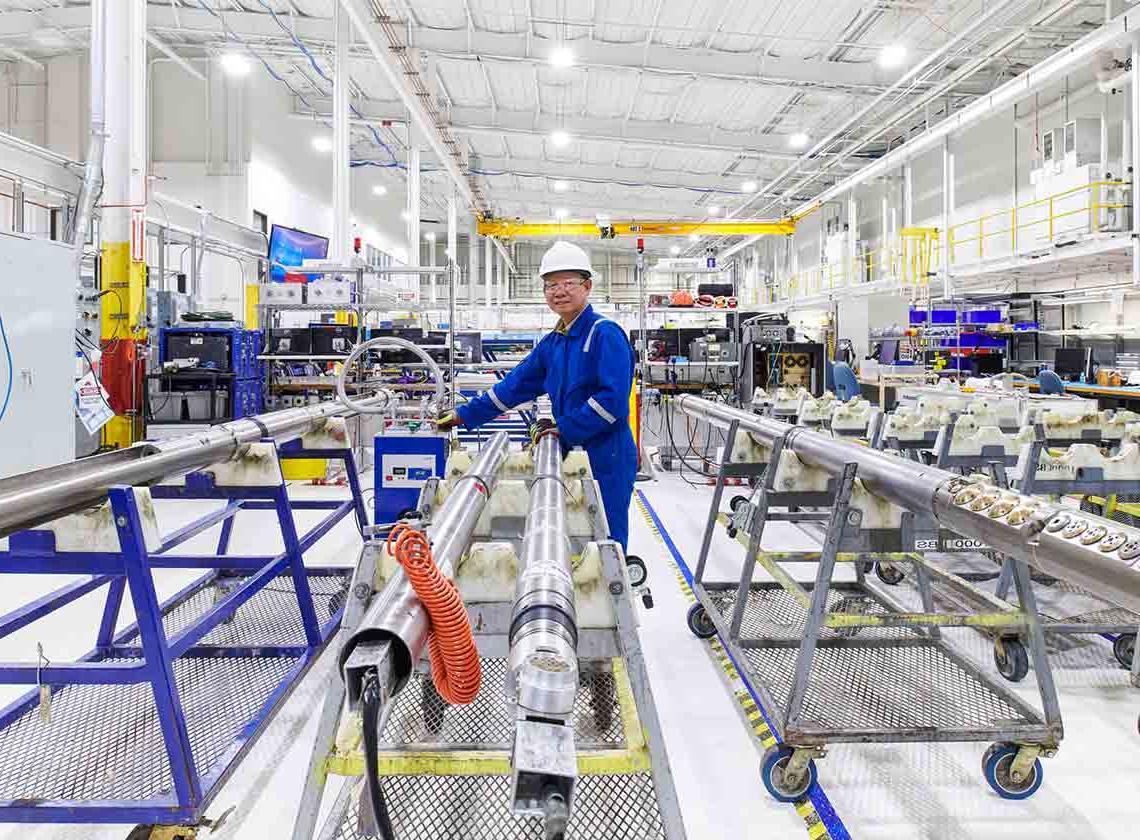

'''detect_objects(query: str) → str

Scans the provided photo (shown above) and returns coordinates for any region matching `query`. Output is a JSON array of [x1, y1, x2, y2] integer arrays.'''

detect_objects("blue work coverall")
[[456, 305, 637, 550]]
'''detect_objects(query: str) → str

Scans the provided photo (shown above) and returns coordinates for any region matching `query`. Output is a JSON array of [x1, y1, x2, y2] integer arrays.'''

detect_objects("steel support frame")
[[0, 444, 363, 825]]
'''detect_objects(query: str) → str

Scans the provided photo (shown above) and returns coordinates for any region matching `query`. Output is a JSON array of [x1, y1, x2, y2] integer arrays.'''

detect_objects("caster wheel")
[[993, 637, 1029, 682], [421, 679, 447, 735], [726, 526, 738, 539], [1113, 633, 1136, 669], [642, 590, 655, 609], [982, 744, 1044, 800], [686, 603, 717, 639], [625, 555, 648, 588], [875, 562, 905, 585], [760, 745, 817, 803], [729, 495, 749, 513]]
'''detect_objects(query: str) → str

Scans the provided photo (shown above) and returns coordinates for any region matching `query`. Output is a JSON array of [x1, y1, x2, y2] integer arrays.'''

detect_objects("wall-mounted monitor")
[[268, 224, 329, 283]]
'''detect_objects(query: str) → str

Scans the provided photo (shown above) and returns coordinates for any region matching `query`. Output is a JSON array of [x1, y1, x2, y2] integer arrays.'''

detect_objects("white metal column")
[[1133, 36, 1140, 286], [332, 1, 350, 262], [941, 137, 954, 298], [484, 235, 493, 307], [427, 235, 437, 303], [407, 122, 421, 275], [447, 192, 457, 303], [1012, 104, 1020, 255], [469, 218, 480, 306]]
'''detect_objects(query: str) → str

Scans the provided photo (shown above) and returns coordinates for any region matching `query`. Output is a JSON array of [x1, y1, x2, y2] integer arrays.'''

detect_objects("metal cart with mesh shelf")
[[0, 440, 364, 828], [684, 421, 1063, 803], [293, 469, 685, 839]]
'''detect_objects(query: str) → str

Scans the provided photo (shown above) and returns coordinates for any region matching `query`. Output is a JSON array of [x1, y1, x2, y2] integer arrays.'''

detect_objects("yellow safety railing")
[[771, 180, 1132, 304]]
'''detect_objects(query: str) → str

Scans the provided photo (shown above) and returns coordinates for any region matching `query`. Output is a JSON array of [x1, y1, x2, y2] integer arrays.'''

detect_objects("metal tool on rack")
[[506, 431, 579, 838]]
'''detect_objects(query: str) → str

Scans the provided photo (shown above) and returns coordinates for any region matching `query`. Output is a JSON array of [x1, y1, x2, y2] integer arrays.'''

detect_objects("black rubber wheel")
[[642, 590, 655, 609], [760, 745, 817, 803], [625, 555, 648, 588], [729, 494, 749, 513], [1113, 633, 1136, 669], [421, 678, 447, 734], [726, 525, 738, 539], [994, 637, 1030, 682], [686, 603, 717, 639], [875, 562, 905, 585], [982, 743, 1044, 800]]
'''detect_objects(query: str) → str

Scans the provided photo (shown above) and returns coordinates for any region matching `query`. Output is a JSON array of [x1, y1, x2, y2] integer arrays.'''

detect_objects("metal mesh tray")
[[329, 773, 665, 840], [120, 571, 350, 647], [0, 654, 296, 802], [382, 658, 625, 750]]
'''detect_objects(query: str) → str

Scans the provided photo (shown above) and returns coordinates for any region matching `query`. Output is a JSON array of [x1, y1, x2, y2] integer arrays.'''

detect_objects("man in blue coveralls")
[[437, 241, 638, 551]]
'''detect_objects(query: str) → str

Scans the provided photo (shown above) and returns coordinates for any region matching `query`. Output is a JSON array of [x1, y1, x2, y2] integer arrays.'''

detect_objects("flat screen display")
[[268, 224, 329, 283]]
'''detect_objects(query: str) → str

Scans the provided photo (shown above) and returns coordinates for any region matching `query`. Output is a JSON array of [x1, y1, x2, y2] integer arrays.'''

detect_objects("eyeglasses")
[[543, 278, 586, 292]]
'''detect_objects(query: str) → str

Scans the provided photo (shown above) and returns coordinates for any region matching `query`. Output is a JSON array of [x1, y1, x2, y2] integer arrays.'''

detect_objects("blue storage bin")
[[964, 308, 1001, 324]]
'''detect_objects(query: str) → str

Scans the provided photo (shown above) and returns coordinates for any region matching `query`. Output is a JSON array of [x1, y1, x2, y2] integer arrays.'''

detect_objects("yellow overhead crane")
[[476, 217, 797, 238]]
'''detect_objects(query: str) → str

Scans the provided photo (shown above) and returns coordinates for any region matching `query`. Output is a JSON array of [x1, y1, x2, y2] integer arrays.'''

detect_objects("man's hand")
[[436, 411, 462, 431], [529, 418, 557, 446]]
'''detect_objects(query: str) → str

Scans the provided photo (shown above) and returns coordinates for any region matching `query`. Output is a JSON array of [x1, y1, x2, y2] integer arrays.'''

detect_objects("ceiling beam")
[[296, 97, 869, 163], [0, 5, 902, 96]]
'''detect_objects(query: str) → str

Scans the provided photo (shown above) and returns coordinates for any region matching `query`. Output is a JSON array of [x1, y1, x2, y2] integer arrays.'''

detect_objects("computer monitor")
[[1054, 347, 1091, 380], [878, 339, 899, 366], [268, 224, 329, 283]]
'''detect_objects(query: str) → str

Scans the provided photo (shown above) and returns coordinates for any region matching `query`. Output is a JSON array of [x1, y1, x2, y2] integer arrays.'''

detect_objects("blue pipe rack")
[[0, 442, 367, 825]]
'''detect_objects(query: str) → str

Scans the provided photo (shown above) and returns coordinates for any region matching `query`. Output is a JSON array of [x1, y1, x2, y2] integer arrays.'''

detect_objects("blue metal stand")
[[0, 442, 367, 825]]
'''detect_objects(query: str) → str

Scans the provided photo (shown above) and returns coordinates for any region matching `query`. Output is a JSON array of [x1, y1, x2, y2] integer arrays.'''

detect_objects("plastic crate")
[[233, 378, 264, 419]]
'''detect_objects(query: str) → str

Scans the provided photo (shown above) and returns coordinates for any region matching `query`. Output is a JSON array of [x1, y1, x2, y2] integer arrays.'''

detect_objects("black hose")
[[361, 669, 396, 840]]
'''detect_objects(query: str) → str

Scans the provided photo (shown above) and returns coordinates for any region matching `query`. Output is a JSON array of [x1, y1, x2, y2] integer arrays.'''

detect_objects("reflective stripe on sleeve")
[[488, 387, 509, 412], [588, 396, 617, 424]]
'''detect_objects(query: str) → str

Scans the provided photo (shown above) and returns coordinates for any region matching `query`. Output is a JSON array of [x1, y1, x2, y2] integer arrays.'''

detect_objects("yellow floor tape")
[[635, 495, 833, 840]]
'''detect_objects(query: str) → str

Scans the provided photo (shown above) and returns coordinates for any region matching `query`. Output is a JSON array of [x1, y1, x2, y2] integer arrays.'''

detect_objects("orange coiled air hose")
[[386, 523, 481, 704]]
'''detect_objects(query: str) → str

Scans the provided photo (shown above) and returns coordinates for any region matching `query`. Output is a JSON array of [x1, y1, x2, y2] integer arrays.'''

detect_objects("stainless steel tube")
[[677, 395, 1140, 614], [340, 431, 511, 696], [0, 395, 390, 537], [506, 432, 579, 719]]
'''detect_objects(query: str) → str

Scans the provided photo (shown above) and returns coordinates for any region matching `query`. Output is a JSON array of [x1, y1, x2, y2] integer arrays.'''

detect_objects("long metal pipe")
[[0, 394, 392, 537], [677, 395, 1140, 614], [68, 0, 105, 247], [507, 432, 578, 718], [340, 431, 512, 696]]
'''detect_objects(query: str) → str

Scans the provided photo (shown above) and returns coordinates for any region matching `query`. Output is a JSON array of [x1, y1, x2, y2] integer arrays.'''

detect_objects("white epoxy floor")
[[0, 470, 1135, 839]]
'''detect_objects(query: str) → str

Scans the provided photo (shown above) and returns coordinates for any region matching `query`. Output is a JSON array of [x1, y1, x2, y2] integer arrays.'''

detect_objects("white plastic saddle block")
[[301, 416, 351, 450], [1013, 441, 1140, 482], [457, 541, 518, 602], [831, 398, 873, 432], [46, 488, 162, 553], [206, 442, 284, 487], [799, 394, 836, 424], [574, 543, 617, 629]]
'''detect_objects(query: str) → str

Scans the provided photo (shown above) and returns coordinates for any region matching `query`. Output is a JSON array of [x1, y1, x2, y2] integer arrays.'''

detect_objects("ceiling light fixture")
[[741, 180, 758, 194], [688, 233, 700, 242], [550, 130, 572, 148], [372, 184, 387, 196], [311, 135, 333, 153], [707, 205, 721, 216], [670, 245, 681, 255], [550, 46, 574, 69], [552, 179, 569, 192], [400, 210, 410, 221], [219, 52, 251, 78], [424, 231, 436, 242], [788, 132, 810, 150], [555, 208, 569, 220], [879, 44, 907, 69]]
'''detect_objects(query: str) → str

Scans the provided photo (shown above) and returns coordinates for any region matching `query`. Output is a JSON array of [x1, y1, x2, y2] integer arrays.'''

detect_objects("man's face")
[[543, 270, 592, 319]]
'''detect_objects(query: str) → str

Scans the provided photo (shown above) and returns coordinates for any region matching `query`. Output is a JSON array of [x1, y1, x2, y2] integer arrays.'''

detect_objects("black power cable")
[[361, 669, 396, 840]]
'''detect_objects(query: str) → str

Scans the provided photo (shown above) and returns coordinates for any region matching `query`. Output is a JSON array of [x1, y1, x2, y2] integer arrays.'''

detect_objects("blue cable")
[[0, 314, 12, 423]]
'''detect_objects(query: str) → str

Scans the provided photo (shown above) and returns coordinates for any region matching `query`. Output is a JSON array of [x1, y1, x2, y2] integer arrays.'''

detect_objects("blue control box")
[[373, 431, 448, 526]]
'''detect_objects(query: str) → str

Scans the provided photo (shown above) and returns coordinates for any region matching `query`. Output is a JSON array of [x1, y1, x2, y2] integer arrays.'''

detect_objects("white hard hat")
[[539, 241, 592, 279]]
